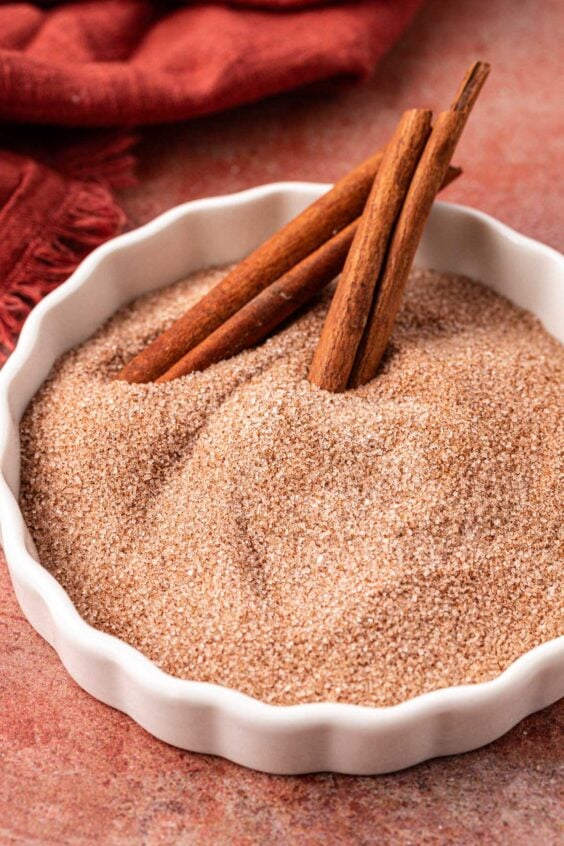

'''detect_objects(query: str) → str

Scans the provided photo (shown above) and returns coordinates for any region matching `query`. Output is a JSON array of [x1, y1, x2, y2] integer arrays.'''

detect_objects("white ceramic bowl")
[[1, 184, 563, 775]]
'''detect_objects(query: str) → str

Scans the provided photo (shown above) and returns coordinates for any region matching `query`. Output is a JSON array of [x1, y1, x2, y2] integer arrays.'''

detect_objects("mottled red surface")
[[2, 0, 563, 843]]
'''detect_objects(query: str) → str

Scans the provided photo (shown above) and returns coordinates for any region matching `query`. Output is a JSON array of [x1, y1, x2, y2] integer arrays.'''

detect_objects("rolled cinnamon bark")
[[116, 152, 460, 383], [157, 160, 463, 382], [349, 61, 490, 388], [116, 150, 385, 383], [308, 109, 433, 393]]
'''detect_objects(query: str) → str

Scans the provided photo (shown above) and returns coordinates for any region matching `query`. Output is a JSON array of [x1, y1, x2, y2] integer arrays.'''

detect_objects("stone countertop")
[[1, 0, 562, 843]]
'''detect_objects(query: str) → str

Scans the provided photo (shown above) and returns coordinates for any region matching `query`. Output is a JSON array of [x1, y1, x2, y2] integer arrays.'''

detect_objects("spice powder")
[[19, 267, 563, 706]]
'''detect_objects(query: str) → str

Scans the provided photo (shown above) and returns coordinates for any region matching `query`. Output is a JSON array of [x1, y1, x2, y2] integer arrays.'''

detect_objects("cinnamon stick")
[[117, 152, 460, 383], [116, 150, 386, 383], [308, 109, 433, 393], [157, 222, 358, 382], [156, 161, 463, 382], [349, 61, 490, 388]]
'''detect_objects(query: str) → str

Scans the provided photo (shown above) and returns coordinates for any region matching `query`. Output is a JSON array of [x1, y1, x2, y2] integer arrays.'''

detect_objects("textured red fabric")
[[0, 0, 423, 360]]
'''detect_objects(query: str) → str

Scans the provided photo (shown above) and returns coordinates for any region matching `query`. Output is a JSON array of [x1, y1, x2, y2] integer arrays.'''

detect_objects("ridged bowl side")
[[1, 185, 563, 774]]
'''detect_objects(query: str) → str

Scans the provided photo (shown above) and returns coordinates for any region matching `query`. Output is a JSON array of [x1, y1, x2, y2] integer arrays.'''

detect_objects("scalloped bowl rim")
[[0, 183, 562, 773]]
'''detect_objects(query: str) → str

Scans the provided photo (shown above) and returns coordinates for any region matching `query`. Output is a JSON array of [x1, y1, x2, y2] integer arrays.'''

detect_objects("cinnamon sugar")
[[19, 267, 563, 706]]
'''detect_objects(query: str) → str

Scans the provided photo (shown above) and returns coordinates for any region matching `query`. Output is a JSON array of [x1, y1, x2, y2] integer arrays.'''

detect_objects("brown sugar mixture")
[[19, 267, 564, 706]]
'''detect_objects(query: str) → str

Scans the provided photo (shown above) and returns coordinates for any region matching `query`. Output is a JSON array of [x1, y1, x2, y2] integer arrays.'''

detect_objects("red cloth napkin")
[[0, 0, 423, 361]]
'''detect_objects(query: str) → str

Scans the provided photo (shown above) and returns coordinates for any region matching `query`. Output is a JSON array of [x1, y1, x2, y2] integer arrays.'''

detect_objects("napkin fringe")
[[0, 180, 128, 362]]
